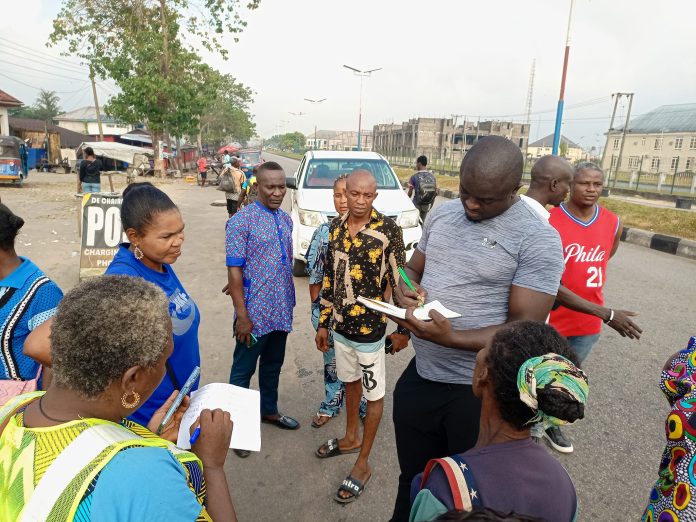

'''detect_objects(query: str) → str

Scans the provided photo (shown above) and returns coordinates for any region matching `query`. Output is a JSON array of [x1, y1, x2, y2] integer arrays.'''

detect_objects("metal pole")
[[357, 75, 364, 151], [670, 156, 680, 194], [552, 0, 574, 155], [613, 93, 634, 188], [636, 155, 644, 191], [601, 93, 620, 179]]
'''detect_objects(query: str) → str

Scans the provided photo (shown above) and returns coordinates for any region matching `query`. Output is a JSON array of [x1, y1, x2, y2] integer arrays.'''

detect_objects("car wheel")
[[292, 259, 306, 277]]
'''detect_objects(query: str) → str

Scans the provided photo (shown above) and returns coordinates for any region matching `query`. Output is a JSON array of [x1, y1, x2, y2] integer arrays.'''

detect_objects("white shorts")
[[334, 337, 386, 401]]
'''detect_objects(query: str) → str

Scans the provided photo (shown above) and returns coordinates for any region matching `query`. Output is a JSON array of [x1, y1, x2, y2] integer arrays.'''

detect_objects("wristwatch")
[[395, 326, 411, 338]]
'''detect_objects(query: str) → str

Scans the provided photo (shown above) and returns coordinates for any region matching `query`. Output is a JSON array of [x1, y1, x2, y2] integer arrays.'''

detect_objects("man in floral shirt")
[[315, 169, 408, 503]]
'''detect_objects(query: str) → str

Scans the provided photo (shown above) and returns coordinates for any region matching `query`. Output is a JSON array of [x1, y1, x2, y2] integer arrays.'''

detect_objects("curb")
[[418, 183, 696, 262]]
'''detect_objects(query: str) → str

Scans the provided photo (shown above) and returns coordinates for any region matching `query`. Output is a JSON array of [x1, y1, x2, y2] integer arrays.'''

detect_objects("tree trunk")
[[152, 129, 164, 177], [165, 132, 175, 174]]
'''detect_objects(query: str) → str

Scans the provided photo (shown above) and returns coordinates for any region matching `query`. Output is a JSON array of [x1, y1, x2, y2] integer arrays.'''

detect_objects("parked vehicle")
[[286, 150, 422, 276], [0, 136, 28, 186], [239, 149, 264, 178]]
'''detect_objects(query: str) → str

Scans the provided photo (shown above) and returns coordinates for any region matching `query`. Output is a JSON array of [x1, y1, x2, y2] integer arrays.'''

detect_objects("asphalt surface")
[[7, 155, 696, 521]]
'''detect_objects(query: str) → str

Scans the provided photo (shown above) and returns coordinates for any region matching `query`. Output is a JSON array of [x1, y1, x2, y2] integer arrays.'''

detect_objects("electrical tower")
[[523, 59, 536, 166]]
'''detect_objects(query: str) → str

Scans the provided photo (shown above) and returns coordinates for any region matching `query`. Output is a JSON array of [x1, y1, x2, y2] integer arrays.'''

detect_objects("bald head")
[[460, 136, 523, 191], [530, 155, 573, 186], [346, 169, 377, 191], [346, 169, 378, 219]]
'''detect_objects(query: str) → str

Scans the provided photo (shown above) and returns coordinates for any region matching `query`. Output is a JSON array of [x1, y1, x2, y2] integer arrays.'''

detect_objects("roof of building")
[[617, 103, 696, 134], [308, 130, 339, 140], [0, 89, 23, 107], [9, 117, 87, 148], [528, 133, 582, 149], [55, 106, 119, 123]]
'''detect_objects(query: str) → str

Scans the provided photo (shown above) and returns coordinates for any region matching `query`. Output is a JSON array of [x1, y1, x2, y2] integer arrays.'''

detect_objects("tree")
[[50, 0, 259, 175], [199, 69, 255, 148], [559, 141, 568, 158], [9, 90, 61, 122], [276, 132, 306, 153]]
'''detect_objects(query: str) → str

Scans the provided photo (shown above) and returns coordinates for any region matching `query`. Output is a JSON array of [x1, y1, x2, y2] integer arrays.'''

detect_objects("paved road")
[[8, 157, 696, 521]]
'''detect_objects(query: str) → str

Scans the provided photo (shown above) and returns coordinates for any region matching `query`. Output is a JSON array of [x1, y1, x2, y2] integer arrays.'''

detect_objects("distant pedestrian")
[[315, 169, 409, 504], [224, 161, 299, 458], [407, 155, 437, 223], [223, 151, 232, 169], [79, 146, 103, 193], [197, 155, 208, 187], [545, 162, 631, 453], [222, 158, 246, 217], [241, 167, 259, 208], [304, 174, 367, 428], [389, 137, 564, 521]]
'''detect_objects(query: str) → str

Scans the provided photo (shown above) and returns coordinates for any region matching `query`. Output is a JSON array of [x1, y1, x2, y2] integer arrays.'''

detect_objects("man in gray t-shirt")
[[388, 136, 564, 522]]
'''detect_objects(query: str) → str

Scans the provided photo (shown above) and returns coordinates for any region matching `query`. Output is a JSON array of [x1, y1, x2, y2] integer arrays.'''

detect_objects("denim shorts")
[[81, 182, 101, 193], [567, 334, 601, 363]]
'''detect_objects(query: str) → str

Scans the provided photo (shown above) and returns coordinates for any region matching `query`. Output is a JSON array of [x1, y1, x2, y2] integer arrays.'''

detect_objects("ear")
[[120, 365, 148, 395], [550, 178, 559, 192], [125, 227, 140, 245], [513, 184, 523, 195]]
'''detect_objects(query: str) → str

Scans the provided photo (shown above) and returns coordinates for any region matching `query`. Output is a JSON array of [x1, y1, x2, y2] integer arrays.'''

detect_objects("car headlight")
[[298, 209, 323, 227], [397, 209, 420, 229]]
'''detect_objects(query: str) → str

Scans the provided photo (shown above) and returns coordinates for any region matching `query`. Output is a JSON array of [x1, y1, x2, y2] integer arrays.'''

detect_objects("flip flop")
[[311, 413, 332, 428], [315, 438, 361, 459], [334, 474, 372, 504]]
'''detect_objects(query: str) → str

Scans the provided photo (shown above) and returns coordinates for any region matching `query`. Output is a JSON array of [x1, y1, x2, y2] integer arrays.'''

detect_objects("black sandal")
[[315, 438, 361, 458], [261, 415, 300, 430], [334, 474, 371, 503]]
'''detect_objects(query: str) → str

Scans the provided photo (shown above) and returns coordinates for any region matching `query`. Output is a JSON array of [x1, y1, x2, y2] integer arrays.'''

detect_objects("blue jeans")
[[229, 330, 288, 416], [81, 182, 101, 193], [567, 334, 601, 363], [311, 301, 367, 417]]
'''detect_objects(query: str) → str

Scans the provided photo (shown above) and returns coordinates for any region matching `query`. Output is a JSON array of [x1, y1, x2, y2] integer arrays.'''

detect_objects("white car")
[[286, 150, 422, 276]]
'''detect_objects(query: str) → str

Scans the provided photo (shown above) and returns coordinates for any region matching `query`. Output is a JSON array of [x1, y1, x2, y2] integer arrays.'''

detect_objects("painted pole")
[[552, 0, 574, 155]]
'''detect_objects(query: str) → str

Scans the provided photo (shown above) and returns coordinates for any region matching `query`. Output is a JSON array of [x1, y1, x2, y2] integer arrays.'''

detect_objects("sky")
[[2, 0, 695, 150]]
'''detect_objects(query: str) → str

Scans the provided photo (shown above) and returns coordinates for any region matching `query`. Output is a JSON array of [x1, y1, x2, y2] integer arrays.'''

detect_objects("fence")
[[609, 170, 696, 196]]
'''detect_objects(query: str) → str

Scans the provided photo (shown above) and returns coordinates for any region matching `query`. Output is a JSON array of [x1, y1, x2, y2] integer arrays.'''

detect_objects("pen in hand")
[[189, 426, 201, 445], [398, 267, 425, 307]]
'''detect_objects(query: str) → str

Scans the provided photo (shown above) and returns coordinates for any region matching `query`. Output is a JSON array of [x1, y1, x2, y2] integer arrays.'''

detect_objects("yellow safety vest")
[[0, 392, 211, 521]]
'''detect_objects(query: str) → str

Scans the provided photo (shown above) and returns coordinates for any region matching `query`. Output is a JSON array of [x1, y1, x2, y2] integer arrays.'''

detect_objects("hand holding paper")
[[357, 296, 461, 321]]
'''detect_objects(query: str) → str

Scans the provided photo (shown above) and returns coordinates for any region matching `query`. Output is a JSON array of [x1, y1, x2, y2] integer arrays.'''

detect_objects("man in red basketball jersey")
[[547, 162, 624, 450]]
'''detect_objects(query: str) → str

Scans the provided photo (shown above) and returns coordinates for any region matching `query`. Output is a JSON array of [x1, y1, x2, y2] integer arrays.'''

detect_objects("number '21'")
[[586, 267, 603, 288]]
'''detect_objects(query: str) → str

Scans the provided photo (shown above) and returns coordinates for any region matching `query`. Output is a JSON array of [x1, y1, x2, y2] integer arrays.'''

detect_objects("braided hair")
[[486, 321, 585, 429]]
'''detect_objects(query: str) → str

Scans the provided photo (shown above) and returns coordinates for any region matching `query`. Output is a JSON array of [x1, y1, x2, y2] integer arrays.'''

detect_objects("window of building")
[[628, 156, 639, 168], [675, 137, 683, 149], [518, 138, 523, 148], [686, 158, 694, 171], [641, 137, 646, 147], [671, 157, 679, 170], [654, 138, 663, 150], [651, 157, 660, 169], [611, 156, 618, 167], [690, 137, 696, 149], [613, 138, 620, 150]]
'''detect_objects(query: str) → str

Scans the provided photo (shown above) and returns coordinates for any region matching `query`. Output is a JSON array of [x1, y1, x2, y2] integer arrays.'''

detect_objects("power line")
[[0, 36, 86, 69], [0, 59, 86, 81], [2, 48, 89, 75], [0, 71, 88, 94]]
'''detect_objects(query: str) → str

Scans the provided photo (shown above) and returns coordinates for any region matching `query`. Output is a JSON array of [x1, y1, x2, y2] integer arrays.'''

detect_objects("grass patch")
[[393, 167, 460, 191]]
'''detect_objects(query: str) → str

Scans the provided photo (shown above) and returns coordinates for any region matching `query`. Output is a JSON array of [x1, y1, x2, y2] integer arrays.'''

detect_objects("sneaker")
[[543, 427, 573, 454], [234, 449, 251, 458]]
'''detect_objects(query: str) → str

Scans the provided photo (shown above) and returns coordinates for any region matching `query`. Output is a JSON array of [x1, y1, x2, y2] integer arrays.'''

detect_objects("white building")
[[55, 106, 132, 136], [0, 89, 23, 136], [527, 134, 585, 163]]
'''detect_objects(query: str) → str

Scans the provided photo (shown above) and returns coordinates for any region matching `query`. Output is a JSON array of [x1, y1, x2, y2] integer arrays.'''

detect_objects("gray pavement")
[[6, 155, 696, 521]]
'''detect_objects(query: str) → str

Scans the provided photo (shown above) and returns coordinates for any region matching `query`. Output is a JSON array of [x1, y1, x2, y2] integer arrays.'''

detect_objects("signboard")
[[79, 194, 127, 280]]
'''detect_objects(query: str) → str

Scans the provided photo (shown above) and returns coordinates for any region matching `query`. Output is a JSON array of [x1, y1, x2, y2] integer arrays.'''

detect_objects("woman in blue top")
[[0, 204, 63, 400], [105, 182, 201, 425]]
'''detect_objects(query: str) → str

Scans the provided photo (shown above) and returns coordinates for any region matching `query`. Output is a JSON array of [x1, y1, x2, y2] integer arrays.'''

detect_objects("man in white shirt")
[[520, 155, 572, 221]]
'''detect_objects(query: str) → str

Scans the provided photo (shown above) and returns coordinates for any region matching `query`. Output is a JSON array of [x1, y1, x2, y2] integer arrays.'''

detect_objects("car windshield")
[[0, 145, 19, 158], [303, 159, 399, 189], [241, 152, 261, 164]]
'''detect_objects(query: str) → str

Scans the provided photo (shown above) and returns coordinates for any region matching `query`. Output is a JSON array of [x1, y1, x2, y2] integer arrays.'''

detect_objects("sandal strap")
[[340, 477, 363, 493]]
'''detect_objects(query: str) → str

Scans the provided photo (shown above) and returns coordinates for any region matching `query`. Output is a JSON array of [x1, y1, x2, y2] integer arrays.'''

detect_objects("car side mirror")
[[286, 177, 297, 189]]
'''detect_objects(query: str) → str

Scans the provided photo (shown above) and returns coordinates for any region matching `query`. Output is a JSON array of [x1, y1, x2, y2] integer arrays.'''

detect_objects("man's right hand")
[[316, 328, 329, 353], [234, 315, 254, 347], [191, 409, 233, 470], [395, 279, 427, 308], [606, 309, 642, 339]]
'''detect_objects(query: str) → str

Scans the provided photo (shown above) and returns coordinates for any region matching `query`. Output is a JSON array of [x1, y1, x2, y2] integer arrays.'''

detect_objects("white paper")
[[176, 383, 261, 452], [357, 296, 461, 321]]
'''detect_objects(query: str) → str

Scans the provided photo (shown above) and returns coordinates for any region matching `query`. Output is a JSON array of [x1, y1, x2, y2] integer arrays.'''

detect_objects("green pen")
[[398, 267, 424, 307]]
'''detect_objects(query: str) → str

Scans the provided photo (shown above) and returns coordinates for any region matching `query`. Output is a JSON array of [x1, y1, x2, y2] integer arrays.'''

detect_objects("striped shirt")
[[0, 258, 63, 380]]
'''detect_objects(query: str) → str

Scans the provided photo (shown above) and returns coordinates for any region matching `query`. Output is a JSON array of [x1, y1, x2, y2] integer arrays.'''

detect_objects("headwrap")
[[517, 353, 589, 428]]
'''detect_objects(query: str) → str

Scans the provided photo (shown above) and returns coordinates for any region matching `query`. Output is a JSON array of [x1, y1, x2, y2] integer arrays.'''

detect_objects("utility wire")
[[0, 59, 87, 81]]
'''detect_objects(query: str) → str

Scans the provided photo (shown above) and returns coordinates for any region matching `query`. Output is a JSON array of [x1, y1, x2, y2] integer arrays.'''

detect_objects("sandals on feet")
[[311, 413, 332, 428], [334, 474, 372, 504], [315, 438, 361, 458]]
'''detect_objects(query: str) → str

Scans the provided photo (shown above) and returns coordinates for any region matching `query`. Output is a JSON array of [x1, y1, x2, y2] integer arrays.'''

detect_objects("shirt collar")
[[254, 200, 278, 215], [520, 194, 551, 221], [339, 208, 380, 226], [0, 257, 38, 289]]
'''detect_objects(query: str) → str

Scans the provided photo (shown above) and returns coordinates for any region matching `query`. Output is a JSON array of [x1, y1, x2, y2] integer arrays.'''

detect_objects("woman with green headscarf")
[[410, 321, 588, 522]]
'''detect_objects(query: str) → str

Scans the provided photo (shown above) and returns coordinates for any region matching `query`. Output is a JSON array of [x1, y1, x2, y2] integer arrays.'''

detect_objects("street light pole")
[[552, 0, 575, 155], [343, 65, 382, 151], [304, 98, 326, 149]]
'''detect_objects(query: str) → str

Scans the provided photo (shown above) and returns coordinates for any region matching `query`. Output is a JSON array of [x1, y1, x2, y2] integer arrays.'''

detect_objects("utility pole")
[[89, 65, 114, 192], [600, 93, 620, 175], [524, 59, 536, 171], [552, 0, 575, 155], [613, 93, 634, 188]]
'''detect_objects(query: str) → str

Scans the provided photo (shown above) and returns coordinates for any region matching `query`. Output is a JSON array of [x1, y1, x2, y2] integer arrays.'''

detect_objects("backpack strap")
[[420, 455, 481, 511]]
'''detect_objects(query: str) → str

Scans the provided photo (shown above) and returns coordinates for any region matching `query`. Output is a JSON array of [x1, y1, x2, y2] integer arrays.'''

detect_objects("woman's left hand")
[[147, 390, 190, 443]]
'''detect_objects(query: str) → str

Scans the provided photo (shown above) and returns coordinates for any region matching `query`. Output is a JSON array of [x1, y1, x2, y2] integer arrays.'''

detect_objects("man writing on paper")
[[315, 169, 408, 503], [388, 136, 565, 521]]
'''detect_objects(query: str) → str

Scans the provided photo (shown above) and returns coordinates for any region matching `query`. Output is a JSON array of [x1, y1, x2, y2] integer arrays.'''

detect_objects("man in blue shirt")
[[224, 161, 299, 457]]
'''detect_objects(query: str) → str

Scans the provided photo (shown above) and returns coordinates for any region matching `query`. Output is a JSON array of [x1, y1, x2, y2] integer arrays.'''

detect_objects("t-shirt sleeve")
[[226, 212, 249, 267], [305, 225, 326, 284], [419, 465, 456, 511], [408, 175, 417, 188], [513, 226, 564, 296], [90, 447, 205, 521], [27, 281, 63, 331]]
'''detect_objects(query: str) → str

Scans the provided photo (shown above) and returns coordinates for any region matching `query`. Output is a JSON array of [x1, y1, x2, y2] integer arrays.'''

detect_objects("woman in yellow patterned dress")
[[0, 275, 236, 521]]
